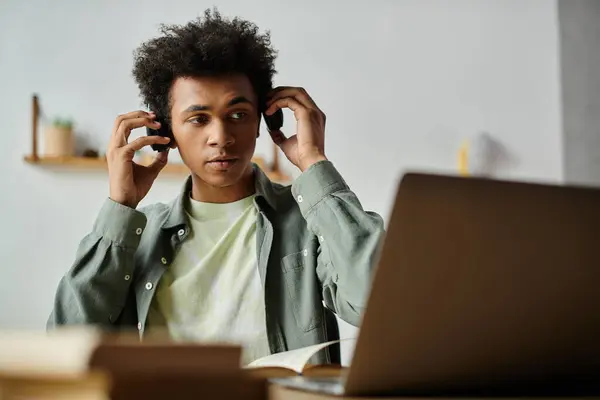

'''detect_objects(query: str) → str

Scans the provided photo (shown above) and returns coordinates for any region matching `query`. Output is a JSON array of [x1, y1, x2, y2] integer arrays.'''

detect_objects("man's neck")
[[190, 168, 256, 204]]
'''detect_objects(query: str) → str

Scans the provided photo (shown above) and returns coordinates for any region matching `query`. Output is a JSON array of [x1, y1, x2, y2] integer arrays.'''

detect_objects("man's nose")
[[207, 119, 235, 147]]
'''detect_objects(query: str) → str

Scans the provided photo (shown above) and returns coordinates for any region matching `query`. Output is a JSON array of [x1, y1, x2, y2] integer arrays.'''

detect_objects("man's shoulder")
[[137, 198, 178, 228], [270, 180, 294, 200], [260, 181, 302, 214], [138, 200, 173, 217]]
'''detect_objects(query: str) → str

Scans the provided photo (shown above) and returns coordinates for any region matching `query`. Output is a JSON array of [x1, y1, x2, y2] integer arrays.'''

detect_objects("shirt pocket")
[[281, 248, 324, 332]]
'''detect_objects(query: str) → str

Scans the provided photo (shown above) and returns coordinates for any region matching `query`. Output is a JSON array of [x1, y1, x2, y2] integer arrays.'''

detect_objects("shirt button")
[[124, 274, 131, 281], [303, 249, 308, 256], [145, 282, 153, 290], [177, 229, 185, 237], [135, 228, 143, 235], [161, 257, 167, 265], [137, 322, 142, 330], [297, 195, 303, 203]]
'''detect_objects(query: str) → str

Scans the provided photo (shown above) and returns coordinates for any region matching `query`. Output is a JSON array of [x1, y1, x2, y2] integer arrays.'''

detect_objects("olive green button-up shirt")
[[48, 160, 385, 364]]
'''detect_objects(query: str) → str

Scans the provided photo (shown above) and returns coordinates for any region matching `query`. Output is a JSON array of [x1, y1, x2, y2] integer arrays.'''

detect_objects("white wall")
[[559, 0, 600, 186], [0, 0, 562, 360]]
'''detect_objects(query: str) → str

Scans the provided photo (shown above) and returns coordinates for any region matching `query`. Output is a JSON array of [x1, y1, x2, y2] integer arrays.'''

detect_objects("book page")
[[246, 339, 354, 374]]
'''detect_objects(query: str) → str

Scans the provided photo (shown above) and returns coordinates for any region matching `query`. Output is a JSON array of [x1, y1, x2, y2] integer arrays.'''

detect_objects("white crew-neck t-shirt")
[[147, 194, 270, 364]]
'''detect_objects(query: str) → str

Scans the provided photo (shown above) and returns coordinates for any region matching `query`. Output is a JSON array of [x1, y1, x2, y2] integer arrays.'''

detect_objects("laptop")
[[272, 172, 600, 396]]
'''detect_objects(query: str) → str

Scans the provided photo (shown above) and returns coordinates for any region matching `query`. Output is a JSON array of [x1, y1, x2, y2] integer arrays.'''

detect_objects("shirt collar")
[[162, 163, 281, 230]]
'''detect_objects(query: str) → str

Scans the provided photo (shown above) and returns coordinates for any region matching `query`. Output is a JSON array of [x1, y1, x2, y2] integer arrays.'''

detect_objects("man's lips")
[[206, 157, 239, 170]]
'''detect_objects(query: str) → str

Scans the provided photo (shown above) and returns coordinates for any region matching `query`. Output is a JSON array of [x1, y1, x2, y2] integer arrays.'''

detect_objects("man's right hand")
[[107, 111, 172, 209]]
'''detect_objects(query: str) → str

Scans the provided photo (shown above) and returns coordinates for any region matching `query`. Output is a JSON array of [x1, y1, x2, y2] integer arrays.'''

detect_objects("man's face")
[[169, 74, 260, 188]]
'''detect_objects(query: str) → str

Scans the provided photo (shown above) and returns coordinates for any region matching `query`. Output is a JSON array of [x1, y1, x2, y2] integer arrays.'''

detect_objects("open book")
[[244, 339, 354, 378]]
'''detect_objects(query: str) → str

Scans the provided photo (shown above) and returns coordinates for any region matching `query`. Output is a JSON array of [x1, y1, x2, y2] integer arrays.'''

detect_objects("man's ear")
[[169, 136, 178, 149], [168, 126, 177, 149], [257, 113, 262, 138]]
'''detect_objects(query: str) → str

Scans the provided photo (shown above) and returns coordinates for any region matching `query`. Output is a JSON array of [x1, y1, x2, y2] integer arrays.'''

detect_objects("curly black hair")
[[132, 8, 277, 123]]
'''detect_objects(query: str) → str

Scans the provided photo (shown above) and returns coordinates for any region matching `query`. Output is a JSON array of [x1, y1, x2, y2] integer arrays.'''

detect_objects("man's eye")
[[230, 112, 247, 121], [190, 115, 209, 125]]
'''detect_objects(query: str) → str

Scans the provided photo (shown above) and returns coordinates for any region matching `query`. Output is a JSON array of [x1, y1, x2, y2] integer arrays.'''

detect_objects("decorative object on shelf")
[[24, 94, 291, 183], [43, 116, 74, 157], [82, 149, 99, 158], [458, 132, 512, 178]]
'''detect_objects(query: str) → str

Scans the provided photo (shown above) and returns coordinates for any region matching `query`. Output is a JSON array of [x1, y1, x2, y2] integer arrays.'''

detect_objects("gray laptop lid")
[[343, 173, 600, 396]]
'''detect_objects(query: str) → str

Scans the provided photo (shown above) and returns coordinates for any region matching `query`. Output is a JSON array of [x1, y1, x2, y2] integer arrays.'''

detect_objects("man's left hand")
[[265, 86, 327, 172]]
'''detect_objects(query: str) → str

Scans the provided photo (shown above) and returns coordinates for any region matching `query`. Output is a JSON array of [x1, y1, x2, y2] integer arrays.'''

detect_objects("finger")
[[112, 111, 155, 138], [273, 132, 298, 161], [267, 87, 316, 110], [115, 117, 161, 147], [265, 96, 307, 120], [123, 135, 171, 155], [268, 129, 288, 146], [147, 148, 170, 172]]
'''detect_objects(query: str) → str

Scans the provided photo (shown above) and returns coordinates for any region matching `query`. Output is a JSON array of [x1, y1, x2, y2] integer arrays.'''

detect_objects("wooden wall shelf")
[[24, 95, 291, 184], [23, 154, 291, 182], [23, 155, 187, 175]]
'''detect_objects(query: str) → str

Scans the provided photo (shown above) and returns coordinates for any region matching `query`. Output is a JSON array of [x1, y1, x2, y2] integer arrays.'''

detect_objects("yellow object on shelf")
[[458, 139, 469, 176]]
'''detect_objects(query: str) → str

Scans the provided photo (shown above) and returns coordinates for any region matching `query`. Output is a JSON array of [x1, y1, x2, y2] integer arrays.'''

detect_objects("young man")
[[48, 9, 384, 364]]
